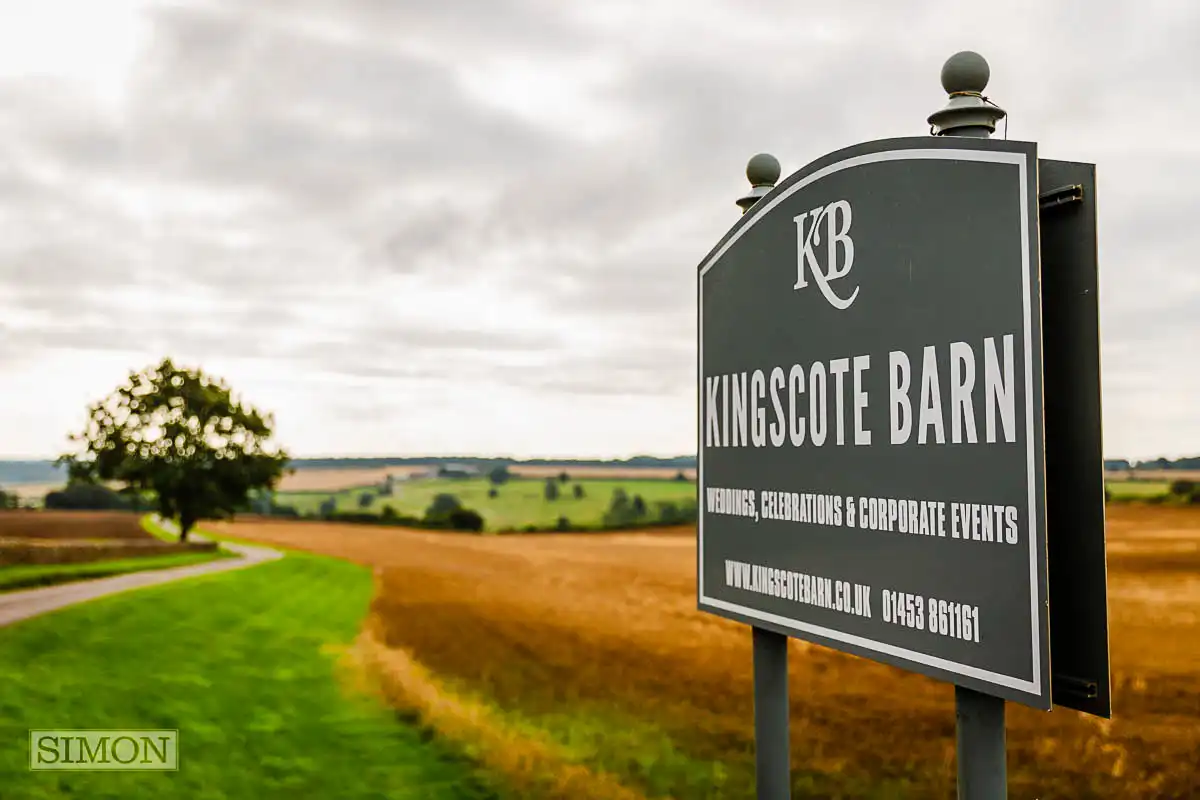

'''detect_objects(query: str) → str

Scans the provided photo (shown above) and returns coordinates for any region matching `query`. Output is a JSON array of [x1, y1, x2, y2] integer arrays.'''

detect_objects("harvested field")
[[214, 505, 1200, 799], [0, 510, 150, 540], [5, 482, 63, 502], [277, 466, 429, 491], [0, 537, 217, 566], [0, 511, 216, 567]]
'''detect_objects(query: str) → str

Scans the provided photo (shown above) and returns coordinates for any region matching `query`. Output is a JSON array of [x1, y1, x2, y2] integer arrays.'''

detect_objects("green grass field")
[[1106, 480, 1172, 500], [276, 477, 697, 531], [0, 550, 501, 799], [0, 549, 232, 593], [141, 514, 182, 541]]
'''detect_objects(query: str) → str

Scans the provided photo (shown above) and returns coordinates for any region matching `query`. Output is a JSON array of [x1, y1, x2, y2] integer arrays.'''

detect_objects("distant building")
[[435, 463, 479, 479]]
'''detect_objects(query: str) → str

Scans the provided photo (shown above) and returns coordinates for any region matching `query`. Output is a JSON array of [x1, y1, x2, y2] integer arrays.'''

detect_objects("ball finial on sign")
[[927, 50, 1005, 138], [737, 153, 781, 213], [940, 50, 990, 95], [746, 153, 781, 188]]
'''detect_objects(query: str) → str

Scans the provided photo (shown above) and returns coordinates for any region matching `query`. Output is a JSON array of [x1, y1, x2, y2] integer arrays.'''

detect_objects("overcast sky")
[[0, 0, 1196, 461]]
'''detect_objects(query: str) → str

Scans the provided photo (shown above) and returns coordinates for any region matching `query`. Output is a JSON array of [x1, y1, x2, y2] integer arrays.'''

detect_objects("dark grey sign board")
[[1039, 159, 1112, 718], [697, 135, 1052, 709]]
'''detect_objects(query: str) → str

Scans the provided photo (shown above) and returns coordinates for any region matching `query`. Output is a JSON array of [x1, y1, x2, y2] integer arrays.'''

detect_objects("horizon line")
[[0, 452, 702, 463], [1, 452, 1197, 463]]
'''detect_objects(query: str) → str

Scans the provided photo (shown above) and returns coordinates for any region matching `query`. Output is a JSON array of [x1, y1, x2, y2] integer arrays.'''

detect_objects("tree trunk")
[[179, 516, 195, 543]]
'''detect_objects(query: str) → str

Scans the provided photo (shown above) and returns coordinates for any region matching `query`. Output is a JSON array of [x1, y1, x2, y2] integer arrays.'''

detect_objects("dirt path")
[[0, 533, 281, 628]]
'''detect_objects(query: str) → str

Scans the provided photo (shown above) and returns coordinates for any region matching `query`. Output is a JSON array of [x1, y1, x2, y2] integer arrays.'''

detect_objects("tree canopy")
[[57, 358, 291, 539]]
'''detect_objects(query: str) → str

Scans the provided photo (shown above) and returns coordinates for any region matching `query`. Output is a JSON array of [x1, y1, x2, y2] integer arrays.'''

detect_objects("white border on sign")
[[696, 147, 1043, 698]]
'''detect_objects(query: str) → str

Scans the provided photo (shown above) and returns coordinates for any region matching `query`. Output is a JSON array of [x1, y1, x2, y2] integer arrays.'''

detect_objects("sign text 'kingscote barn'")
[[697, 135, 1051, 709]]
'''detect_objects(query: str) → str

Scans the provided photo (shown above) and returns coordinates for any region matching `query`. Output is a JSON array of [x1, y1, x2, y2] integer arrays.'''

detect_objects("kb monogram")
[[793, 199, 859, 310]]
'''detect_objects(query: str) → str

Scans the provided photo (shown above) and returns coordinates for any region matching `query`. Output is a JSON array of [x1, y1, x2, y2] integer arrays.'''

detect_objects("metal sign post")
[[926, 50, 1012, 800], [700, 49, 1109, 800], [737, 154, 793, 800]]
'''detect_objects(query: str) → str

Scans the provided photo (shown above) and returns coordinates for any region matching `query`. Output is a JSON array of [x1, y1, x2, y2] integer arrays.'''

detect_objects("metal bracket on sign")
[[1039, 184, 1084, 212]]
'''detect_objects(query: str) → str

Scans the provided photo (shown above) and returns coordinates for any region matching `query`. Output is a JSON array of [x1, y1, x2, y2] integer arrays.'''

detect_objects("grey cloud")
[[0, 0, 1198, 456], [366, 205, 516, 276], [0, 314, 283, 363], [389, 325, 555, 353], [493, 340, 695, 398], [125, 3, 575, 204], [230, 0, 596, 58], [342, 321, 558, 355], [273, 320, 561, 384], [512, 375, 668, 397], [504, 367, 685, 399], [0, 324, 46, 369], [285, 357, 465, 384], [274, 323, 690, 394], [0, 322, 147, 355], [0, 80, 127, 170], [0, 240, 140, 294]]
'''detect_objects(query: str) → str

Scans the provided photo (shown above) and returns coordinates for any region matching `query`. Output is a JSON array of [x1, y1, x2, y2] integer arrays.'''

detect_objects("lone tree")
[[57, 358, 290, 541], [425, 493, 462, 520], [488, 465, 511, 486], [603, 488, 635, 527], [631, 494, 647, 517], [1170, 479, 1196, 498]]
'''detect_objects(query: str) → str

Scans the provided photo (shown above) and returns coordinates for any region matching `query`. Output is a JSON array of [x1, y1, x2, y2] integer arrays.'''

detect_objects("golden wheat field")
[[212, 506, 1200, 799]]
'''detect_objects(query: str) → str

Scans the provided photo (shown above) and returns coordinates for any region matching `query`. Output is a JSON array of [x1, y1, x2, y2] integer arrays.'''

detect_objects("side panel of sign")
[[697, 137, 1051, 709], [1039, 159, 1112, 718]]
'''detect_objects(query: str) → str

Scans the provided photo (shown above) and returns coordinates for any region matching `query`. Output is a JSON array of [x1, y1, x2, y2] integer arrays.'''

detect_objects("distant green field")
[[276, 477, 697, 531], [1106, 480, 1172, 500]]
